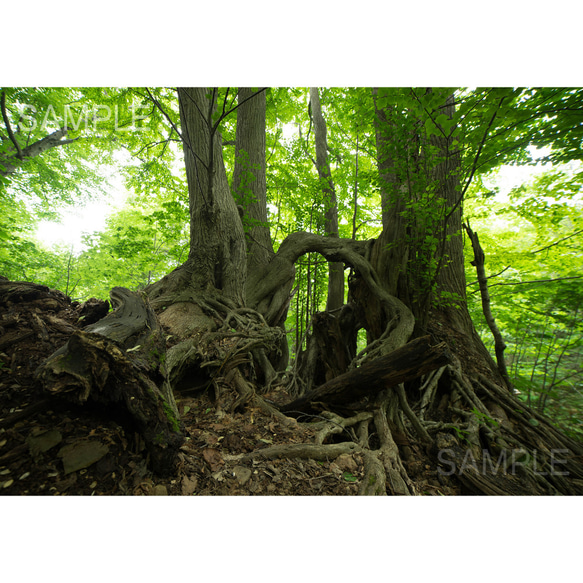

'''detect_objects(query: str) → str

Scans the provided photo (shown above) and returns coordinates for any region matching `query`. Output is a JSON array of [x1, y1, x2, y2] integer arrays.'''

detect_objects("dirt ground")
[[0, 280, 454, 496]]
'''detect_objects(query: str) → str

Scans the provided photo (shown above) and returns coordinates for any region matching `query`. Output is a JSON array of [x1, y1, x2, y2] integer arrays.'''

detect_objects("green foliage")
[[73, 194, 189, 299], [471, 408, 500, 428], [466, 166, 583, 438], [343, 471, 358, 483], [2, 86, 582, 438], [0, 87, 135, 211]]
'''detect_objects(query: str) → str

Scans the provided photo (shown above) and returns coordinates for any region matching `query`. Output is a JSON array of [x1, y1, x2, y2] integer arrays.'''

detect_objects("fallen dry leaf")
[[181, 475, 198, 495], [202, 448, 224, 472]]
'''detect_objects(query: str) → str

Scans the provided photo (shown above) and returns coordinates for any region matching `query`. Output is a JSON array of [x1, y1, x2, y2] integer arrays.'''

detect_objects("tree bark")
[[150, 88, 248, 307], [232, 87, 274, 274], [232, 88, 291, 370], [428, 91, 503, 382], [371, 88, 410, 300], [309, 87, 344, 311]]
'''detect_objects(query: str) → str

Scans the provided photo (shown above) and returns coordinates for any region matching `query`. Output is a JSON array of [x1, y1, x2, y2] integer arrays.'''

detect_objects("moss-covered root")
[[359, 451, 387, 495], [357, 403, 415, 495]]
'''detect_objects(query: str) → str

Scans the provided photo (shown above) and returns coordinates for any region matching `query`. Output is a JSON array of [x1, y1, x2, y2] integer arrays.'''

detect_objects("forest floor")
[[0, 282, 457, 496]]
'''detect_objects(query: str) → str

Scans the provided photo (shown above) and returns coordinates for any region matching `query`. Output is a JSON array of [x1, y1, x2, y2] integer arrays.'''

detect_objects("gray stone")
[[335, 454, 358, 473], [152, 484, 168, 496], [27, 429, 63, 457], [58, 440, 109, 475], [233, 465, 252, 485]]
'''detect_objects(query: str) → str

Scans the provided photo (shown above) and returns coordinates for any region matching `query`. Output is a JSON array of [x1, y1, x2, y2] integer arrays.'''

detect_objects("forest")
[[1, 86, 582, 496]]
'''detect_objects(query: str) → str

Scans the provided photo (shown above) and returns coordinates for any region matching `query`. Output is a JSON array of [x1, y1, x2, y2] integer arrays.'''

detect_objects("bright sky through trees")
[[35, 174, 130, 252]]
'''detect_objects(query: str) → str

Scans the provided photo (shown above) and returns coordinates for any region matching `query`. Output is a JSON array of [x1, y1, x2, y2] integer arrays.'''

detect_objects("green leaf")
[[342, 472, 358, 483]]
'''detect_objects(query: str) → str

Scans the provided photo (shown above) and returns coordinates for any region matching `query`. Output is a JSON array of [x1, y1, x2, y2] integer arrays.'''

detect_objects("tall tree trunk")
[[232, 87, 291, 371], [427, 91, 503, 382], [309, 87, 344, 312], [181, 87, 247, 305], [232, 87, 273, 274], [370, 88, 410, 302], [363, 88, 502, 380], [147, 88, 247, 309]]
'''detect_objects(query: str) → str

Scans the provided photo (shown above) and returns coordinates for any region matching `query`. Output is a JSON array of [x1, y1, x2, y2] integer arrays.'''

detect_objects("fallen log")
[[36, 287, 183, 476], [281, 335, 452, 414]]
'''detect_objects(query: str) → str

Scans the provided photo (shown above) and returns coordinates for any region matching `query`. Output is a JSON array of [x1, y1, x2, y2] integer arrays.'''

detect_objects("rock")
[[152, 484, 168, 496], [335, 454, 358, 473], [27, 429, 63, 457], [58, 440, 109, 475], [233, 465, 252, 485]]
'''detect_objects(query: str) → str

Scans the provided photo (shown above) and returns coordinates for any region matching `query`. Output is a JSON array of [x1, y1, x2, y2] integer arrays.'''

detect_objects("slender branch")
[[212, 87, 268, 134], [297, 113, 317, 168], [266, 128, 281, 164], [208, 88, 217, 130], [145, 88, 196, 159], [464, 221, 513, 390], [180, 86, 208, 125], [425, 95, 507, 297], [1, 91, 23, 159], [532, 229, 583, 254], [467, 265, 511, 287], [207, 89, 218, 203], [473, 275, 583, 293], [352, 130, 359, 240], [411, 88, 449, 140], [134, 137, 175, 157], [220, 87, 230, 123], [145, 88, 204, 165], [449, 96, 506, 221]]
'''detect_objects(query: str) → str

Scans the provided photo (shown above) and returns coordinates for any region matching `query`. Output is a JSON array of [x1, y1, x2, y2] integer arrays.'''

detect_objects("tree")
[[148, 88, 248, 306], [20, 87, 583, 494], [309, 87, 344, 311], [232, 87, 273, 273]]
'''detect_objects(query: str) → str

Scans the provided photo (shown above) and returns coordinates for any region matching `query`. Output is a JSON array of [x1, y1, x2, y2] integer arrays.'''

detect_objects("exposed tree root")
[[281, 335, 451, 414], [242, 441, 361, 462], [355, 399, 416, 495], [309, 411, 374, 445], [9, 278, 583, 495], [227, 368, 297, 428]]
